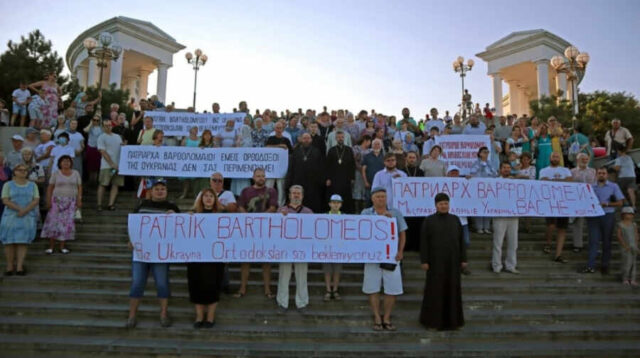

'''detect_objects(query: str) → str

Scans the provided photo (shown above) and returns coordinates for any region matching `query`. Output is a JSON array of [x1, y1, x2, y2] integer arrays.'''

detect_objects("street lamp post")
[[550, 45, 589, 115], [453, 56, 474, 118], [83, 32, 122, 104], [185, 49, 207, 110]]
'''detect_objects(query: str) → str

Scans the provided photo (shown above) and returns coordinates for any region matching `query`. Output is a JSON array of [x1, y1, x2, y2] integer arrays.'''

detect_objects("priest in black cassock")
[[325, 131, 355, 213], [404, 151, 424, 251], [419, 192, 467, 330], [285, 133, 325, 213]]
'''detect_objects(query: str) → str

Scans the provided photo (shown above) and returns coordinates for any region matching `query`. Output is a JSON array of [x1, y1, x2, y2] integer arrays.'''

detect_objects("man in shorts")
[[97, 119, 124, 211]]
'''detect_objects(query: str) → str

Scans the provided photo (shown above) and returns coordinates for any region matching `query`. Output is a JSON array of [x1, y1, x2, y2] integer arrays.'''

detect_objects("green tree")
[[0, 30, 67, 106], [528, 94, 573, 126]]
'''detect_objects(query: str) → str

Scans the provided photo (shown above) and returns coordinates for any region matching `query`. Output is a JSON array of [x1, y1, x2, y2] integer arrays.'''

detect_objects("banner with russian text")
[[146, 112, 245, 136], [118, 146, 288, 179], [435, 135, 491, 175], [128, 213, 399, 263], [392, 177, 605, 217]]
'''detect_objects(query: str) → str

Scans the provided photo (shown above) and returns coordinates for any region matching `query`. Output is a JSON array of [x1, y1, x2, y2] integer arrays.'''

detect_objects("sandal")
[[332, 290, 342, 301], [323, 291, 332, 302], [45, 248, 53, 255], [543, 245, 551, 254], [372, 323, 383, 331], [382, 322, 397, 331], [232, 291, 245, 298], [553, 256, 568, 264], [264, 292, 275, 299], [108, 205, 116, 211], [97, 205, 103, 212], [61, 248, 70, 254]]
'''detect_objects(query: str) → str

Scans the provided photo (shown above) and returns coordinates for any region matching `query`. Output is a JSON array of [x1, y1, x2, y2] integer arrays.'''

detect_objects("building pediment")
[[476, 30, 571, 62]]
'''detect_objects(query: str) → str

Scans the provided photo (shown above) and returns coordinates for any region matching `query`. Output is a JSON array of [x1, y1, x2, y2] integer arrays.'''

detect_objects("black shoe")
[[203, 320, 215, 328], [553, 256, 568, 264], [601, 267, 610, 275], [462, 268, 472, 276], [193, 321, 204, 329], [4, 270, 14, 276], [15, 269, 26, 276], [579, 266, 595, 274]]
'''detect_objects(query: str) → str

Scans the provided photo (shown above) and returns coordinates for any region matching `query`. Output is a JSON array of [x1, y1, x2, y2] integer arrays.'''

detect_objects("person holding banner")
[[491, 162, 520, 274], [126, 180, 178, 329], [136, 117, 156, 145], [571, 153, 596, 252], [419, 192, 467, 331], [276, 185, 313, 314], [361, 187, 407, 331], [420, 145, 447, 178], [470, 146, 497, 234], [540, 152, 573, 263], [235, 168, 278, 299], [187, 188, 224, 329], [371, 153, 407, 209]]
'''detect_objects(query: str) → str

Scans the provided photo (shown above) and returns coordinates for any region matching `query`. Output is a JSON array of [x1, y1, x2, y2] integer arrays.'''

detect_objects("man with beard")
[[286, 133, 325, 213], [403, 151, 424, 251], [492, 162, 520, 274], [361, 138, 385, 205], [371, 153, 407, 209], [539, 152, 573, 263], [307, 121, 326, 157], [326, 131, 355, 213], [420, 193, 467, 330]]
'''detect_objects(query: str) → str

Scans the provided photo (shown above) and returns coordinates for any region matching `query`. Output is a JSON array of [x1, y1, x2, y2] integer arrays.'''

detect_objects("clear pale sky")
[[1, 0, 638, 117]]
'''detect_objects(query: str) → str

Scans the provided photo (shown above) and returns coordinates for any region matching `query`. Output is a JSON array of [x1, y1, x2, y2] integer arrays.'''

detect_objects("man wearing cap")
[[6, 135, 25, 170], [580, 167, 625, 274], [371, 153, 407, 209], [361, 186, 407, 331], [419, 193, 467, 330], [23, 128, 40, 150], [491, 162, 520, 274]]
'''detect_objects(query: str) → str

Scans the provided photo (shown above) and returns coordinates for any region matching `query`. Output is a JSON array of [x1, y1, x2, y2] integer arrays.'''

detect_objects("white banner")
[[146, 112, 245, 136], [435, 135, 491, 175], [128, 213, 398, 263], [118, 146, 288, 179], [392, 177, 605, 217]]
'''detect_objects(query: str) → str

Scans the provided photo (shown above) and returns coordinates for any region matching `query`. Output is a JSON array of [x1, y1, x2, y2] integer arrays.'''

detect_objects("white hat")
[[622, 207, 635, 214], [447, 165, 461, 174], [11, 134, 24, 141], [329, 194, 343, 202]]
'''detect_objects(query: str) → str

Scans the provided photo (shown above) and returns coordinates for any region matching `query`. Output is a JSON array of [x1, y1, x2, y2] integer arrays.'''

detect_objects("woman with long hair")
[[188, 188, 224, 328]]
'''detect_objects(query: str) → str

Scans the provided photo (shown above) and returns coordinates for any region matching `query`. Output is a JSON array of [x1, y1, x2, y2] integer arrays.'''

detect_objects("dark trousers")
[[587, 213, 615, 269]]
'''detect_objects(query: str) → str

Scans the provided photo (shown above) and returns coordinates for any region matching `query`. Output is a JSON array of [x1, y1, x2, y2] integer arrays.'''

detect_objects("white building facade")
[[66, 16, 185, 104]]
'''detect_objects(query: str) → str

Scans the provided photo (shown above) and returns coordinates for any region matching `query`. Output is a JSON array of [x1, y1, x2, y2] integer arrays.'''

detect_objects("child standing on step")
[[617, 207, 639, 286], [323, 194, 343, 301]]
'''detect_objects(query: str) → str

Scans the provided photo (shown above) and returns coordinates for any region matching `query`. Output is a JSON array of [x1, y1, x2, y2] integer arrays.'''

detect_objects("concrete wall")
[[0, 127, 27, 155]]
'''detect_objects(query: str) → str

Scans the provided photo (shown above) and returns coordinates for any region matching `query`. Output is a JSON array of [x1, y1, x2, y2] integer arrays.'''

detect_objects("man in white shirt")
[[97, 120, 124, 211], [539, 152, 573, 264], [67, 119, 85, 175], [424, 108, 445, 134], [462, 115, 487, 135], [49, 132, 75, 175], [34, 129, 55, 177], [604, 118, 634, 158], [11, 82, 31, 126], [371, 153, 407, 208]]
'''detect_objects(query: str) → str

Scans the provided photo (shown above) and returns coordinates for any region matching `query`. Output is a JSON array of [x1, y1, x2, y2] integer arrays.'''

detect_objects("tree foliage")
[[0, 30, 67, 106], [530, 91, 640, 147]]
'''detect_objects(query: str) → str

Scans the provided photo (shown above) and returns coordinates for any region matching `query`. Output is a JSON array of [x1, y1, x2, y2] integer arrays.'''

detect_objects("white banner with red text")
[[128, 213, 399, 263], [435, 135, 491, 175], [146, 111, 245, 136], [118, 146, 288, 179], [391, 177, 605, 217]]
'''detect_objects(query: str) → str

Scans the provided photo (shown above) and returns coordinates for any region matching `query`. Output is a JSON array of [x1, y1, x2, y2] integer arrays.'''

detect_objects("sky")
[[1, 0, 639, 117]]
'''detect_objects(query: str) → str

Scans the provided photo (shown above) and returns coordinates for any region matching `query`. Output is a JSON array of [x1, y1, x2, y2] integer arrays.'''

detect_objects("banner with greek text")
[[392, 177, 605, 217], [118, 146, 288, 179], [146, 112, 245, 136], [435, 135, 491, 175], [128, 213, 399, 263]]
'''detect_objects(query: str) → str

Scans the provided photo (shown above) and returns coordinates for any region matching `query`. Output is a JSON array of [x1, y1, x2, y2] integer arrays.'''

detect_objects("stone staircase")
[[1, 186, 640, 357]]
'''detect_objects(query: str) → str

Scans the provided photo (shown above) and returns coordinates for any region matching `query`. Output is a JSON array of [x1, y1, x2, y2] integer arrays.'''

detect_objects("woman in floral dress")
[[29, 73, 60, 129]]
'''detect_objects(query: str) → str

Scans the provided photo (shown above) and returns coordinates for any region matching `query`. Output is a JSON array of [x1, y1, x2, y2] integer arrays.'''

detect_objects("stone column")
[[76, 66, 88, 90], [490, 73, 503, 116], [124, 75, 138, 102], [535, 59, 550, 99], [87, 58, 97, 88], [506, 80, 518, 115], [156, 63, 170, 104], [138, 69, 152, 100], [108, 57, 123, 89], [555, 72, 567, 99]]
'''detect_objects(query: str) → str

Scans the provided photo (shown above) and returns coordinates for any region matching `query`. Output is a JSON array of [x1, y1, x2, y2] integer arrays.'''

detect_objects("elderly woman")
[[420, 145, 447, 177], [251, 117, 269, 147], [188, 188, 224, 328], [41, 155, 82, 254], [0, 152, 12, 216], [29, 72, 60, 128], [216, 119, 238, 148], [0, 163, 40, 275], [470, 146, 497, 234]]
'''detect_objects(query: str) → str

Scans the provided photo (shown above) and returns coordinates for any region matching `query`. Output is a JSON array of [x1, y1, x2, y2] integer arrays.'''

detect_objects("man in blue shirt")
[[580, 167, 625, 274]]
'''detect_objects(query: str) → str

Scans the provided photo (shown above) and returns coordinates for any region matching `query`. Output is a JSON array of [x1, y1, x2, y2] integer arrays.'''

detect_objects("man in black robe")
[[325, 130, 355, 213], [286, 132, 325, 213], [419, 192, 467, 330], [404, 151, 424, 251]]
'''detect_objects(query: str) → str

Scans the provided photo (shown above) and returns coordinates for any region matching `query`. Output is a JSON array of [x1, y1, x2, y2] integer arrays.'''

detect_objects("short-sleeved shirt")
[[605, 127, 633, 154], [68, 131, 85, 153], [593, 181, 625, 214], [134, 199, 180, 214], [278, 204, 313, 214], [615, 155, 636, 178], [238, 186, 278, 213], [539, 166, 572, 181], [97, 133, 122, 170], [34, 141, 56, 169], [138, 128, 156, 146], [371, 169, 407, 208], [49, 145, 76, 174], [2, 180, 39, 198], [265, 135, 292, 152], [462, 122, 487, 135], [216, 189, 237, 207], [360, 207, 408, 233], [361, 151, 385, 183], [12, 88, 30, 103], [50, 170, 81, 197]]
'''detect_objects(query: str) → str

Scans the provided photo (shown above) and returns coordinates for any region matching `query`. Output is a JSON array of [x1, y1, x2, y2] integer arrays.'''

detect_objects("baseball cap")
[[371, 186, 386, 195], [622, 207, 635, 214], [11, 134, 24, 141], [447, 165, 461, 174], [329, 194, 343, 202]]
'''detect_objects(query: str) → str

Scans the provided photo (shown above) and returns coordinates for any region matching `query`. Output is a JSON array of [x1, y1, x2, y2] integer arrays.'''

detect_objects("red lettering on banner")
[[268, 217, 283, 237], [151, 217, 163, 238], [343, 219, 356, 240], [284, 217, 298, 239], [139, 216, 151, 238], [358, 219, 372, 240], [194, 216, 205, 238], [374, 219, 388, 240], [315, 218, 330, 240], [217, 216, 230, 239], [174, 216, 185, 238]]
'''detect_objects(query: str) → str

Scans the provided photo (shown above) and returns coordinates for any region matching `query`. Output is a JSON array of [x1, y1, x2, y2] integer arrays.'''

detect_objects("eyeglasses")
[[210, 178, 223, 183]]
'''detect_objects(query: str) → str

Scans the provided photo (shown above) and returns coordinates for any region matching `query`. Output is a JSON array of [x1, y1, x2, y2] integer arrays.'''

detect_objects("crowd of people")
[[1, 86, 638, 332]]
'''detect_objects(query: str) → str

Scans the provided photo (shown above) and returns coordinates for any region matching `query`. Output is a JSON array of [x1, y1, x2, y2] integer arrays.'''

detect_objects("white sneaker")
[[45, 249, 53, 255]]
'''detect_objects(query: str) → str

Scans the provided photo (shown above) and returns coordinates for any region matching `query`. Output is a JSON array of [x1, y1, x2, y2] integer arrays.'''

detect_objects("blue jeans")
[[129, 261, 171, 298], [586, 213, 615, 269], [473, 217, 491, 231]]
